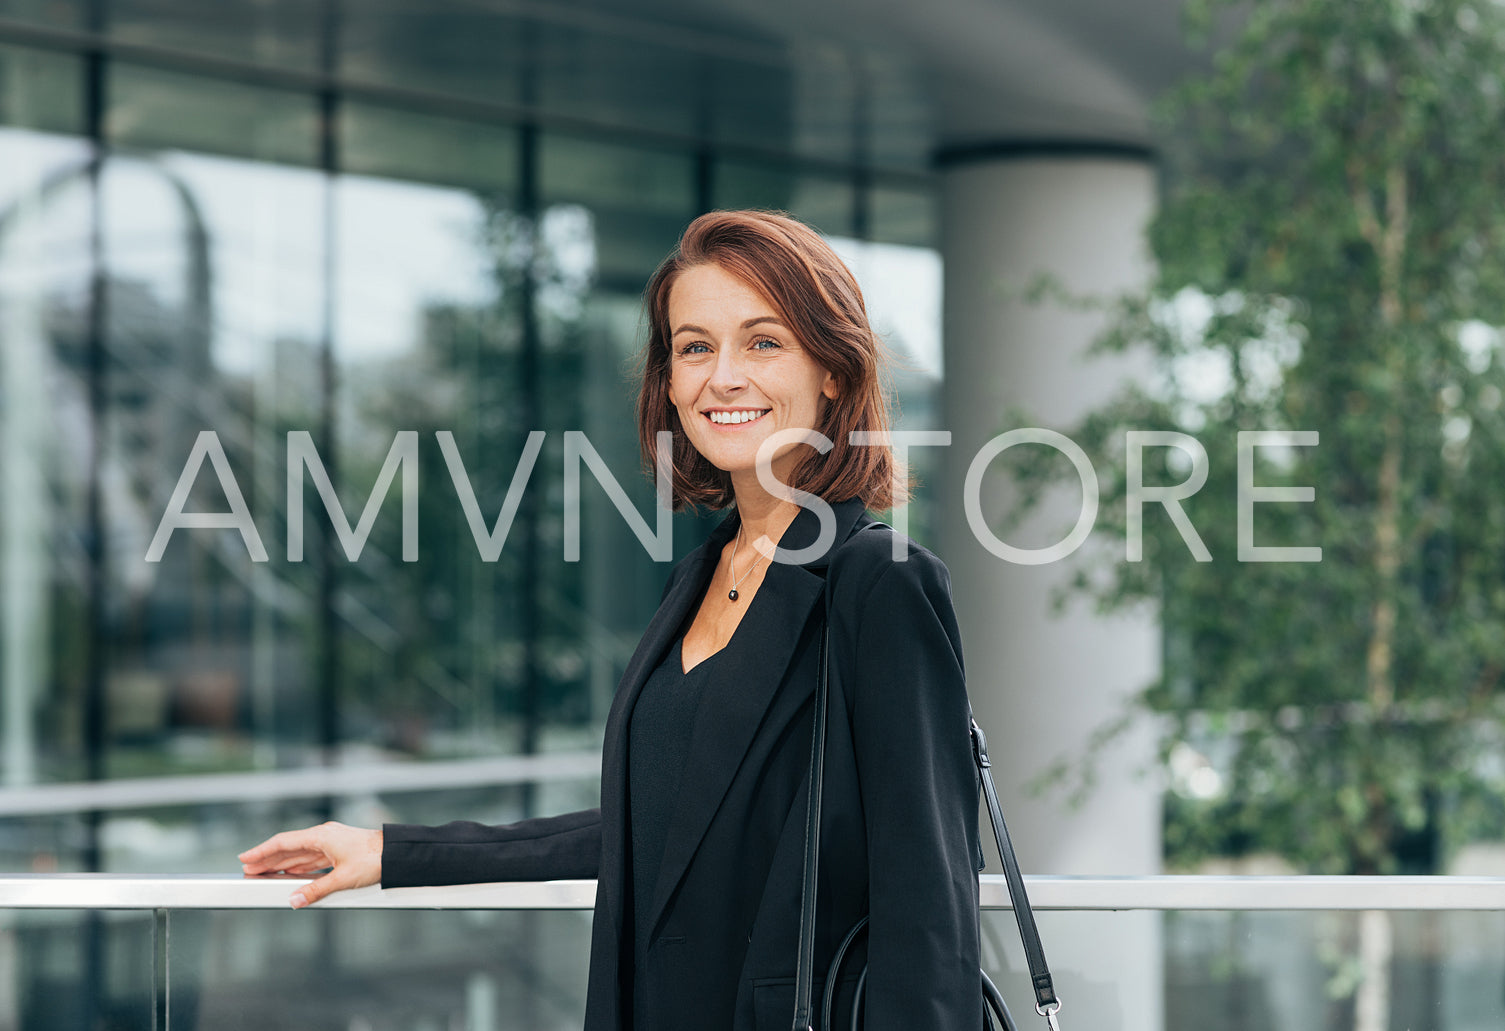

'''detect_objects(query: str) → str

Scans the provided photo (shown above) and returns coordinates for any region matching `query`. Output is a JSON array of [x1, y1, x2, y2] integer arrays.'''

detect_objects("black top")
[[627, 635, 721, 1028]]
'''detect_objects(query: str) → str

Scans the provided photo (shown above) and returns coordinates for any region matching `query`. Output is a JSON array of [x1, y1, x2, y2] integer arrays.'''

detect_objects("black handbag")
[[790, 620, 1063, 1031]]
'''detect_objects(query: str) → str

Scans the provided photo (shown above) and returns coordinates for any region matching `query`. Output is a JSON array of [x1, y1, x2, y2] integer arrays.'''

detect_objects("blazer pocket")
[[751, 972, 862, 1031]]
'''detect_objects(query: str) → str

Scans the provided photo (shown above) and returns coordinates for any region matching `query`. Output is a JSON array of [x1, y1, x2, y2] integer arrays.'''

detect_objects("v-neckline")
[[678, 574, 762, 675], [679, 637, 718, 676], [680, 515, 784, 675]]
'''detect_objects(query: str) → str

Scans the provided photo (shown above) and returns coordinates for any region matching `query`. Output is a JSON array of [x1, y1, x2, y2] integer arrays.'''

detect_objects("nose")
[[707, 346, 748, 396]]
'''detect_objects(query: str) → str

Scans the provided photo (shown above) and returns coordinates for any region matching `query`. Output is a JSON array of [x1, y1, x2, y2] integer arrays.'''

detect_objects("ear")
[[821, 371, 839, 401]]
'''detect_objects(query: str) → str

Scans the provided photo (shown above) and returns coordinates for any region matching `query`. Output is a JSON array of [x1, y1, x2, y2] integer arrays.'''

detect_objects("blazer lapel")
[[641, 498, 868, 938]]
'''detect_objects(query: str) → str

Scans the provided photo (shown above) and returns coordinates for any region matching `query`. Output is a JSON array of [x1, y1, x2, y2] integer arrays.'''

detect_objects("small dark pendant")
[[728, 589, 739, 601]]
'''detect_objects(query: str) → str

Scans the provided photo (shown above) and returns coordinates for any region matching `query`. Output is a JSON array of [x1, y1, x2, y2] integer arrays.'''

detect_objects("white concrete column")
[[937, 150, 1163, 1031]]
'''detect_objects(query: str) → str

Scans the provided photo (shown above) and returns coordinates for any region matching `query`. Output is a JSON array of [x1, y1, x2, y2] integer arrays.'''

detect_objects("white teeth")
[[708, 409, 769, 425]]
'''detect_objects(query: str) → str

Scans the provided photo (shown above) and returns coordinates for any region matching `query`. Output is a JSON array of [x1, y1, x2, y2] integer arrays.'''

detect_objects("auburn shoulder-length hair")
[[637, 209, 905, 512]]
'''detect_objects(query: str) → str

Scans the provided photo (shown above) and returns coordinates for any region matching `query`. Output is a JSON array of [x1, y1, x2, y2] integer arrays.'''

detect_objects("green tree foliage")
[[1025, 0, 1505, 875]]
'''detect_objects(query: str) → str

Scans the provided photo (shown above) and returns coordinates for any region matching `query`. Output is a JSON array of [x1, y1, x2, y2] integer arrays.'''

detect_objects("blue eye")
[[752, 338, 781, 350], [679, 342, 710, 355]]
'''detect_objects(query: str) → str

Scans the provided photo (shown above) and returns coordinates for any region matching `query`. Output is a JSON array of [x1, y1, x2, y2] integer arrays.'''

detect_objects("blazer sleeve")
[[845, 548, 984, 1030], [381, 807, 602, 887]]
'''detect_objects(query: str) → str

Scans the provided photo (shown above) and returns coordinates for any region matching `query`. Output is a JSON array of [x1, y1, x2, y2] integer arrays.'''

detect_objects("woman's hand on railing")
[[238, 822, 383, 909]]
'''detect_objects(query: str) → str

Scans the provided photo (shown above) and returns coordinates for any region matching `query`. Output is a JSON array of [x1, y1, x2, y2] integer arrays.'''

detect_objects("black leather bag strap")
[[971, 715, 1061, 1020], [790, 620, 831, 1031], [791, 619, 1063, 1031]]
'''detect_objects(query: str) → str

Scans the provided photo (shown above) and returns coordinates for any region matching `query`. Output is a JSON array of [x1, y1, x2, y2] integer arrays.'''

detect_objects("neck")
[[731, 490, 801, 558]]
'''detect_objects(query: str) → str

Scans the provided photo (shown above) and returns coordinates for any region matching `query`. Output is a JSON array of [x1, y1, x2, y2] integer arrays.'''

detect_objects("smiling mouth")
[[705, 409, 771, 425]]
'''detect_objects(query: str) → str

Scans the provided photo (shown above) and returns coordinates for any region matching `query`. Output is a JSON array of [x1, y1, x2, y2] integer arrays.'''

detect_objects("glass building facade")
[[0, 5, 942, 1023], [0, 0, 943, 863]]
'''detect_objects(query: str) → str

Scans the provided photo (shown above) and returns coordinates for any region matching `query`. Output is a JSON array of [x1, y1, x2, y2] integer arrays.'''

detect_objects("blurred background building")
[[0, 0, 1179, 864], [5, 1, 1504, 1029]]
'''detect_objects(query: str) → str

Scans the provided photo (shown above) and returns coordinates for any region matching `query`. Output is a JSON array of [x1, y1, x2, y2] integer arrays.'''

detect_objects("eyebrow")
[[672, 316, 786, 337]]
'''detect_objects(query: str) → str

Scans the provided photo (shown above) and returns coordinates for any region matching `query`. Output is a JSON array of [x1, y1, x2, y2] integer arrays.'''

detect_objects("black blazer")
[[383, 498, 984, 1031]]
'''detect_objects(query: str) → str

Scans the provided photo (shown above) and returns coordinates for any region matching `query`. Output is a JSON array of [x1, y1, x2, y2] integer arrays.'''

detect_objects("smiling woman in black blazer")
[[240, 210, 984, 1031]]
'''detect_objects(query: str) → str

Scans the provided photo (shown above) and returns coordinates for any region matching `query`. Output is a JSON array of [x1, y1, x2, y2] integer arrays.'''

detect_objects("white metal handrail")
[[0, 751, 601, 816], [3, 874, 1504, 911]]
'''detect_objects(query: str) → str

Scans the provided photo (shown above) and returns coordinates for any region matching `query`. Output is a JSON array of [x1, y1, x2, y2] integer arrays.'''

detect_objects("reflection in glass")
[[825, 234, 944, 542], [534, 133, 709, 773], [0, 0, 80, 30], [100, 150, 327, 783], [540, 133, 693, 291], [0, 128, 94, 788], [0, 27, 942, 888], [713, 160, 856, 239], [340, 0, 528, 111], [0, 44, 82, 135], [0, 909, 154, 1029], [1162, 909, 1505, 1031], [163, 908, 590, 1030], [532, 19, 704, 139], [0, 905, 1496, 1030], [107, 0, 322, 71], [870, 186, 936, 249], [331, 175, 517, 765], [108, 64, 320, 168], [341, 103, 519, 196]]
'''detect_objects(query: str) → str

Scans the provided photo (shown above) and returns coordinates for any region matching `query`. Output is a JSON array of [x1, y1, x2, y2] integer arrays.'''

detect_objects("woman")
[[240, 209, 984, 1031]]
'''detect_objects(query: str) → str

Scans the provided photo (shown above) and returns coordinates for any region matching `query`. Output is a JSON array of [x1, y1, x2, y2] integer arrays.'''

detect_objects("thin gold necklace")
[[727, 524, 766, 602]]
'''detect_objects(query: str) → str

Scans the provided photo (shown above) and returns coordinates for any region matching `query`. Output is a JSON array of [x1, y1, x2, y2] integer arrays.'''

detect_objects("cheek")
[[671, 367, 709, 411]]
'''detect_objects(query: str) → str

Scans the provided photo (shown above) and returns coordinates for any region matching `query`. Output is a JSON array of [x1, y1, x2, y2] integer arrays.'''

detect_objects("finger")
[[243, 860, 327, 878], [290, 866, 356, 909], [241, 848, 329, 874], [242, 846, 326, 867], [281, 862, 333, 876], [239, 826, 322, 861]]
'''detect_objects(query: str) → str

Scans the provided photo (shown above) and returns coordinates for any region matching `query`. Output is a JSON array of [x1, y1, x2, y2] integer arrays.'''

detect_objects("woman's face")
[[667, 262, 837, 487]]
